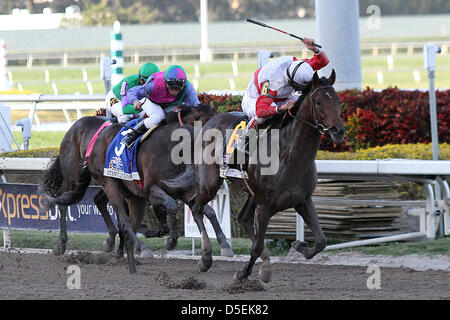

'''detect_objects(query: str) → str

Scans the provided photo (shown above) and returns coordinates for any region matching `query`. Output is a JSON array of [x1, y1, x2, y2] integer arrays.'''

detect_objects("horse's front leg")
[[203, 204, 233, 257], [292, 197, 327, 259], [165, 204, 179, 251], [189, 203, 214, 272], [93, 190, 118, 253], [102, 181, 139, 274], [236, 195, 271, 282], [234, 205, 272, 282], [126, 196, 154, 258], [147, 185, 179, 251]]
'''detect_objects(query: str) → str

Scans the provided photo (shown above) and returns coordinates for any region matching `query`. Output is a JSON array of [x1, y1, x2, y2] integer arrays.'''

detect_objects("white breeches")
[[141, 99, 165, 129], [105, 90, 150, 124]]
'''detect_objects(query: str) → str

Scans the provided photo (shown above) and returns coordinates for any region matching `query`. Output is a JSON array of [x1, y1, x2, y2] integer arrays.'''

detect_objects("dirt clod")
[[223, 279, 266, 294], [64, 251, 131, 266], [156, 272, 206, 290]]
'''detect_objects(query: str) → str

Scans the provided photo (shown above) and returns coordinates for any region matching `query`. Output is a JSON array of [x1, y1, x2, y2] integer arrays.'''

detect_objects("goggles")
[[138, 73, 147, 83], [165, 78, 186, 89]]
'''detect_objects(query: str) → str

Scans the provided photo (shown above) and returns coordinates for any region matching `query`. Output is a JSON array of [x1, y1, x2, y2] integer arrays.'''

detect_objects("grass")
[[5, 54, 450, 95], [1, 229, 253, 256], [1, 229, 449, 257], [12, 131, 66, 149], [332, 237, 450, 256]]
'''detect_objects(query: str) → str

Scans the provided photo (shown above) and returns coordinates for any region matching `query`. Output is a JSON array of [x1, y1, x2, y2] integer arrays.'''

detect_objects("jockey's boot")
[[122, 120, 147, 148]]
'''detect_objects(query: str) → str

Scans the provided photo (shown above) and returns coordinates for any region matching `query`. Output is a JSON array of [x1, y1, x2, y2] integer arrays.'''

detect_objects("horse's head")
[[308, 69, 345, 144]]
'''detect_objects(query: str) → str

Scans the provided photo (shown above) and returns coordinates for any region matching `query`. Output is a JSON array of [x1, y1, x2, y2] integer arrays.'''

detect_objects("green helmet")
[[139, 62, 160, 82]]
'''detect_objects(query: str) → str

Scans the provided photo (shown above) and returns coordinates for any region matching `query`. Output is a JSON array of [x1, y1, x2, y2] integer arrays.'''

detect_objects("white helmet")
[[286, 60, 314, 91]]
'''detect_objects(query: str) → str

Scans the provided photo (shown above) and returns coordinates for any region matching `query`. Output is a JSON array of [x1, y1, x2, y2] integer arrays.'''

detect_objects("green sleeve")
[[112, 74, 141, 99]]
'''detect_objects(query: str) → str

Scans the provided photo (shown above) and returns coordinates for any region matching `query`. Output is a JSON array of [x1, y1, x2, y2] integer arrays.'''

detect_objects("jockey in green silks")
[[104, 62, 160, 123]]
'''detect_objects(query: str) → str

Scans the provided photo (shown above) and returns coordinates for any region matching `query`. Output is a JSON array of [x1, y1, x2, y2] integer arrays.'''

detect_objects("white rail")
[[0, 94, 105, 130]]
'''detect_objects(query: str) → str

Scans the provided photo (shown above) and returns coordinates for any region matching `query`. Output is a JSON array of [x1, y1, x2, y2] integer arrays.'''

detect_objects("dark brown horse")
[[187, 70, 345, 281], [40, 105, 217, 256], [41, 104, 233, 273]]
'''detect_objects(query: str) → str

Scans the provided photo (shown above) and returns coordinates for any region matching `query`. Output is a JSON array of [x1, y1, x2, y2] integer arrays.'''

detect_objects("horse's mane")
[[163, 103, 213, 124]]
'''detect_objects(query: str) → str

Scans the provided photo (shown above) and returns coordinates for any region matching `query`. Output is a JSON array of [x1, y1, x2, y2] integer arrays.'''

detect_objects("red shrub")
[[196, 88, 450, 152]]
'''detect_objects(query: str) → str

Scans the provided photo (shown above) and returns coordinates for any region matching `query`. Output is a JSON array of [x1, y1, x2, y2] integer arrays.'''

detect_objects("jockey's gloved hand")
[[302, 38, 320, 54], [133, 100, 141, 111]]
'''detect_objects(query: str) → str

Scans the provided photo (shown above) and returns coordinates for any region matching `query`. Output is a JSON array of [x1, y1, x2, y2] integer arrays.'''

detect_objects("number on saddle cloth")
[[223, 113, 250, 165]]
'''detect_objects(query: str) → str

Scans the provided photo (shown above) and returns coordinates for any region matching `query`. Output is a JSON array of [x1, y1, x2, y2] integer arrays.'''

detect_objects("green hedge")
[[2, 143, 449, 160]]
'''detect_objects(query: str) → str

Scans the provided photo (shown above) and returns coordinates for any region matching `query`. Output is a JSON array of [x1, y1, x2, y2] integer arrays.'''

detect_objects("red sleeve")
[[255, 96, 278, 118], [302, 51, 329, 71]]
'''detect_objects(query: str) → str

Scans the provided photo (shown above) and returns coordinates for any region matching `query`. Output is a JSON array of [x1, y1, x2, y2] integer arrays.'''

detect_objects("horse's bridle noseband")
[[287, 85, 334, 135]]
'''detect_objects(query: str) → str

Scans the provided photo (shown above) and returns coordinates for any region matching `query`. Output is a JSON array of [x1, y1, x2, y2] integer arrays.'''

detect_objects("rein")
[[287, 85, 334, 135], [176, 108, 184, 126]]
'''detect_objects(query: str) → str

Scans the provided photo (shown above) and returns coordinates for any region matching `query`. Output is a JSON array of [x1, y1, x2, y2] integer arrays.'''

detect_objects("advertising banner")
[[0, 183, 117, 233], [184, 183, 231, 239]]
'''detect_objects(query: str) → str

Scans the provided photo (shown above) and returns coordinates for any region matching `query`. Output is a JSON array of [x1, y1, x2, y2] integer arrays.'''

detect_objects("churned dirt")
[[0, 248, 449, 300]]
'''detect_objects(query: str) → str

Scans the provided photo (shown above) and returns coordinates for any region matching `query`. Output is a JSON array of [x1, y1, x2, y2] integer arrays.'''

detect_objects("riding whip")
[[246, 18, 321, 48]]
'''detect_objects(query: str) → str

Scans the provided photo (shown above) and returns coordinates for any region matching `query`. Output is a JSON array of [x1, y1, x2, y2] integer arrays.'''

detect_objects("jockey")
[[104, 62, 160, 123], [122, 65, 200, 148], [241, 38, 329, 127]]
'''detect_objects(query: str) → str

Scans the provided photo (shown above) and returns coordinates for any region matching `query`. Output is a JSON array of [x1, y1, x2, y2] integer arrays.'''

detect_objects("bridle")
[[287, 85, 334, 135]]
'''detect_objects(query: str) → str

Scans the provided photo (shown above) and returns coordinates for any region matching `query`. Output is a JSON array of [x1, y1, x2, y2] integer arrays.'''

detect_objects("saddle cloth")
[[220, 113, 251, 179], [103, 118, 142, 181], [223, 112, 249, 160]]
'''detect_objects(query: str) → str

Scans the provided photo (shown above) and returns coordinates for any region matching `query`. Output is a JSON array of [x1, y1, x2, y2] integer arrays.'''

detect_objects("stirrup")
[[122, 135, 138, 149]]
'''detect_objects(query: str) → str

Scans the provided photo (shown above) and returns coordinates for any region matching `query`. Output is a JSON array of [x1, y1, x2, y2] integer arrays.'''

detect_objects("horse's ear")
[[213, 102, 219, 114], [328, 69, 336, 86], [312, 71, 320, 87]]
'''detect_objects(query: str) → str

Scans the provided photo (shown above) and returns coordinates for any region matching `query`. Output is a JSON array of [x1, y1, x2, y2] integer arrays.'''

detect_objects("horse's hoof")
[[102, 239, 115, 253], [53, 243, 65, 256], [198, 255, 212, 272], [233, 270, 247, 282], [139, 249, 154, 258], [291, 240, 315, 259], [221, 247, 234, 257], [128, 265, 137, 274], [116, 250, 124, 259], [291, 240, 308, 250], [165, 237, 178, 251], [259, 260, 272, 283]]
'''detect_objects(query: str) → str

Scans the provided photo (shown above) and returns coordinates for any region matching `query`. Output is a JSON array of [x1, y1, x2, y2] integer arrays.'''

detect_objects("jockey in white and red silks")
[[241, 38, 329, 125]]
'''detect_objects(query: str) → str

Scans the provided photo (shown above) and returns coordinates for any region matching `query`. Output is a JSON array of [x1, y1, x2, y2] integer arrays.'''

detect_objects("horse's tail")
[[40, 156, 64, 198], [42, 162, 91, 207], [159, 164, 195, 194]]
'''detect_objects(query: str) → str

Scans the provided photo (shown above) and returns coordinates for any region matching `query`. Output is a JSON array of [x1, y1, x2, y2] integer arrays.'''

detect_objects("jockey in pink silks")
[[123, 65, 200, 148]]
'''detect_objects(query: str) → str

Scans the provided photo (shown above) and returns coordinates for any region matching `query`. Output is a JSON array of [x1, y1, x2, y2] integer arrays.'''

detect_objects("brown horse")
[[40, 105, 216, 256], [187, 70, 345, 281], [41, 104, 233, 273]]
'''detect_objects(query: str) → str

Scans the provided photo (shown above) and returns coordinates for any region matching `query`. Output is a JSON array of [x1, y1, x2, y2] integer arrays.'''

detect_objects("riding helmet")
[[139, 62, 160, 82], [164, 65, 187, 90]]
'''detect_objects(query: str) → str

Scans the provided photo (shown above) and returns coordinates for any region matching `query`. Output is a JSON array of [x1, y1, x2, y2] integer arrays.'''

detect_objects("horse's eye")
[[316, 100, 321, 106]]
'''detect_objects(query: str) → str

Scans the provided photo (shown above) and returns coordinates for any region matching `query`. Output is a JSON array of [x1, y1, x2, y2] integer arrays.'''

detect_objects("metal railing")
[[0, 94, 104, 130], [6, 41, 450, 67]]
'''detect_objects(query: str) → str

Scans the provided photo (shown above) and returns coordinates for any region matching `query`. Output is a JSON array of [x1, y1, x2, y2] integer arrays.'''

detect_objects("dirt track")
[[0, 250, 448, 300]]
